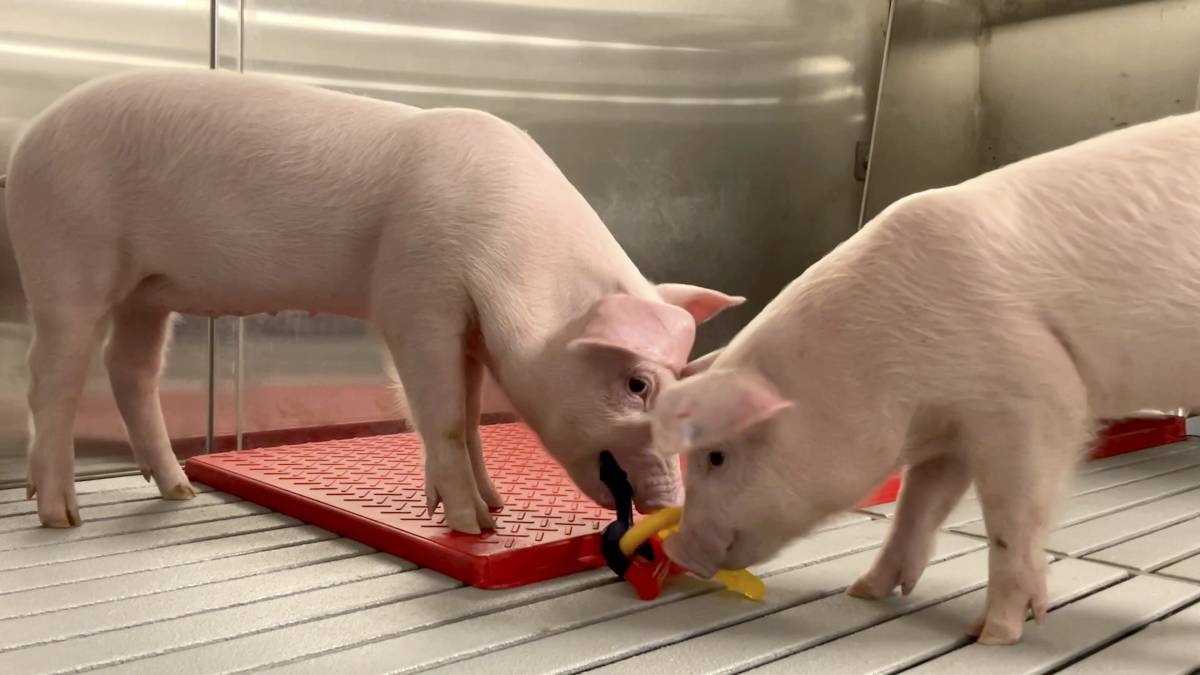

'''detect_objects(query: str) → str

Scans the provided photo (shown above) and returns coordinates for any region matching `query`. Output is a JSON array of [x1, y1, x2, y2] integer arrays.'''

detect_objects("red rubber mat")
[[186, 424, 615, 589], [186, 417, 1184, 589], [1088, 415, 1187, 460]]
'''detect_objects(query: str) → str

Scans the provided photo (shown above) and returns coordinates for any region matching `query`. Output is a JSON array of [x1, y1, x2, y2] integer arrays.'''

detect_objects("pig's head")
[[648, 365, 896, 578], [524, 284, 743, 513]]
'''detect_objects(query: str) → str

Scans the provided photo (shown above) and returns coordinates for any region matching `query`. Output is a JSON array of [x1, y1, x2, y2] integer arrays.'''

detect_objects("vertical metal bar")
[[232, 0, 247, 450], [204, 0, 218, 453], [856, 0, 897, 229], [207, 321, 216, 453], [1194, 64, 1200, 111], [235, 319, 244, 449], [238, 0, 246, 74], [208, 0, 217, 70]]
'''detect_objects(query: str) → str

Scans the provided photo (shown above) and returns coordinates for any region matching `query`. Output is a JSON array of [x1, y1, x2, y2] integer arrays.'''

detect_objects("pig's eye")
[[626, 376, 650, 397], [708, 451, 726, 468]]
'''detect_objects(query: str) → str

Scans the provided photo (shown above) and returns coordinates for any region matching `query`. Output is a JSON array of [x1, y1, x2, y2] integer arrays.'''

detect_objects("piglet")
[[4, 68, 742, 532], [647, 110, 1200, 644]]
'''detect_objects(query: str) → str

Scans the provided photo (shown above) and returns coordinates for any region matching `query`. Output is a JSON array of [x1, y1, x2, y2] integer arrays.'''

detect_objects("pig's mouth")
[[662, 526, 737, 579]]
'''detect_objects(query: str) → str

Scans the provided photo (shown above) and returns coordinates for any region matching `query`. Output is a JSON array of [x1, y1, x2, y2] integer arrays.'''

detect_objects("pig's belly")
[[120, 225, 380, 318], [124, 267, 371, 319], [1060, 321, 1200, 418]]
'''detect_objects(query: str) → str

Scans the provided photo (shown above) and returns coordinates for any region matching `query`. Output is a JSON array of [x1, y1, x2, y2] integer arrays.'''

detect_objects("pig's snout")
[[663, 525, 733, 580]]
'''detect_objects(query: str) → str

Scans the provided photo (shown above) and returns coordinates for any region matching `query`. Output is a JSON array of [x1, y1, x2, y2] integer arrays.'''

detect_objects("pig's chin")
[[579, 479, 616, 510], [564, 462, 616, 510]]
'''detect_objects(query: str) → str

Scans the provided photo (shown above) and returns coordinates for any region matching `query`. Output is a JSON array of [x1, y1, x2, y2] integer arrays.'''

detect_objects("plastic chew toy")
[[599, 452, 765, 601]]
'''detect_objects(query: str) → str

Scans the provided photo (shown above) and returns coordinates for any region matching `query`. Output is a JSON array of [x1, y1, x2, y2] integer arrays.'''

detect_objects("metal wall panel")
[[863, 0, 1200, 221], [979, 0, 1200, 170], [861, 0, 983, 222]]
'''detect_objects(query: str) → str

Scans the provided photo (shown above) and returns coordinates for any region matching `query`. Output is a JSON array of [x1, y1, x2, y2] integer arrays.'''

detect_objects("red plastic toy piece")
[[619, 534, 689, 600]]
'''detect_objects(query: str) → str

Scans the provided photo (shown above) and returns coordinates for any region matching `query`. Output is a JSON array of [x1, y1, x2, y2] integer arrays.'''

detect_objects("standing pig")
[[647, 110, 1200, 644], [5, 68, 742, 533]]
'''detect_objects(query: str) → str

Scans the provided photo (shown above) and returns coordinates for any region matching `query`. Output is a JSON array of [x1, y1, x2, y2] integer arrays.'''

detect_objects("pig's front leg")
[[464, 356, 503, 509], [848, 451, 970, 600], [383, 329, 496, 535], [964, 407, 1084, 645]]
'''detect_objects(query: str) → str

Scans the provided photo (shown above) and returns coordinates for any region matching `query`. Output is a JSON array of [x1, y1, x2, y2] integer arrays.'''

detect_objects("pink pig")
[[3, 68, 742, 533], [648, 110, 1200, 644]]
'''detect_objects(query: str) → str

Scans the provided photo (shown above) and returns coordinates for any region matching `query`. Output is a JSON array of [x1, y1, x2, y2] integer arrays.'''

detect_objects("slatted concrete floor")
[[5, 442, 1200, 674]]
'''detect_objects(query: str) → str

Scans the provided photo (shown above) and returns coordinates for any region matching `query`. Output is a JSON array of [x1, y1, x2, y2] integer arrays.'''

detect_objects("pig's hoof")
[[164, 482, 197, 501], [847, 571, 897, 600], [969, 610, 1025, 645], [444, 495, 497, 535], [149, 463, 195, 501], [976, 622, 1024, 645], [34, 481, 82, 528], [445, 510, 483, 535], [40, 506, 82, 528], [480, 484, 505, 510]]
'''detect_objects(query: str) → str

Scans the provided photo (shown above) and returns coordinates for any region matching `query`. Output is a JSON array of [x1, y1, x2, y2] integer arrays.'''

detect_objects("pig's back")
[[6, 69, 553, 317], [1005, 112, 1200, 412], [900, 111, 1200, 414], [12, 68, 428, 229], [981, 111, 1200, 324]]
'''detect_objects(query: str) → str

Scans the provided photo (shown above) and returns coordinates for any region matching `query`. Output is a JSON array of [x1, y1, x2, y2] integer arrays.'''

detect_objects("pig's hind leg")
[[464, 356, 503, 510], [23, 302, 111, 527], [848, 449, 970, 600], [104, 305, 195, 500]]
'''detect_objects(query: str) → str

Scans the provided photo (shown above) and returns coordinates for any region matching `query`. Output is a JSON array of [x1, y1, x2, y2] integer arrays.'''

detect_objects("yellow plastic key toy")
[[617, 506, 765, 601]]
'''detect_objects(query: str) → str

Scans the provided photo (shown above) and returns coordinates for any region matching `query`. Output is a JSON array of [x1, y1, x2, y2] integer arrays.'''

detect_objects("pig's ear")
[[655, 284, 745, 325], [682, 349, 723, 378], [651, 368, 792, 455], [567, 294, 697, 371]]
